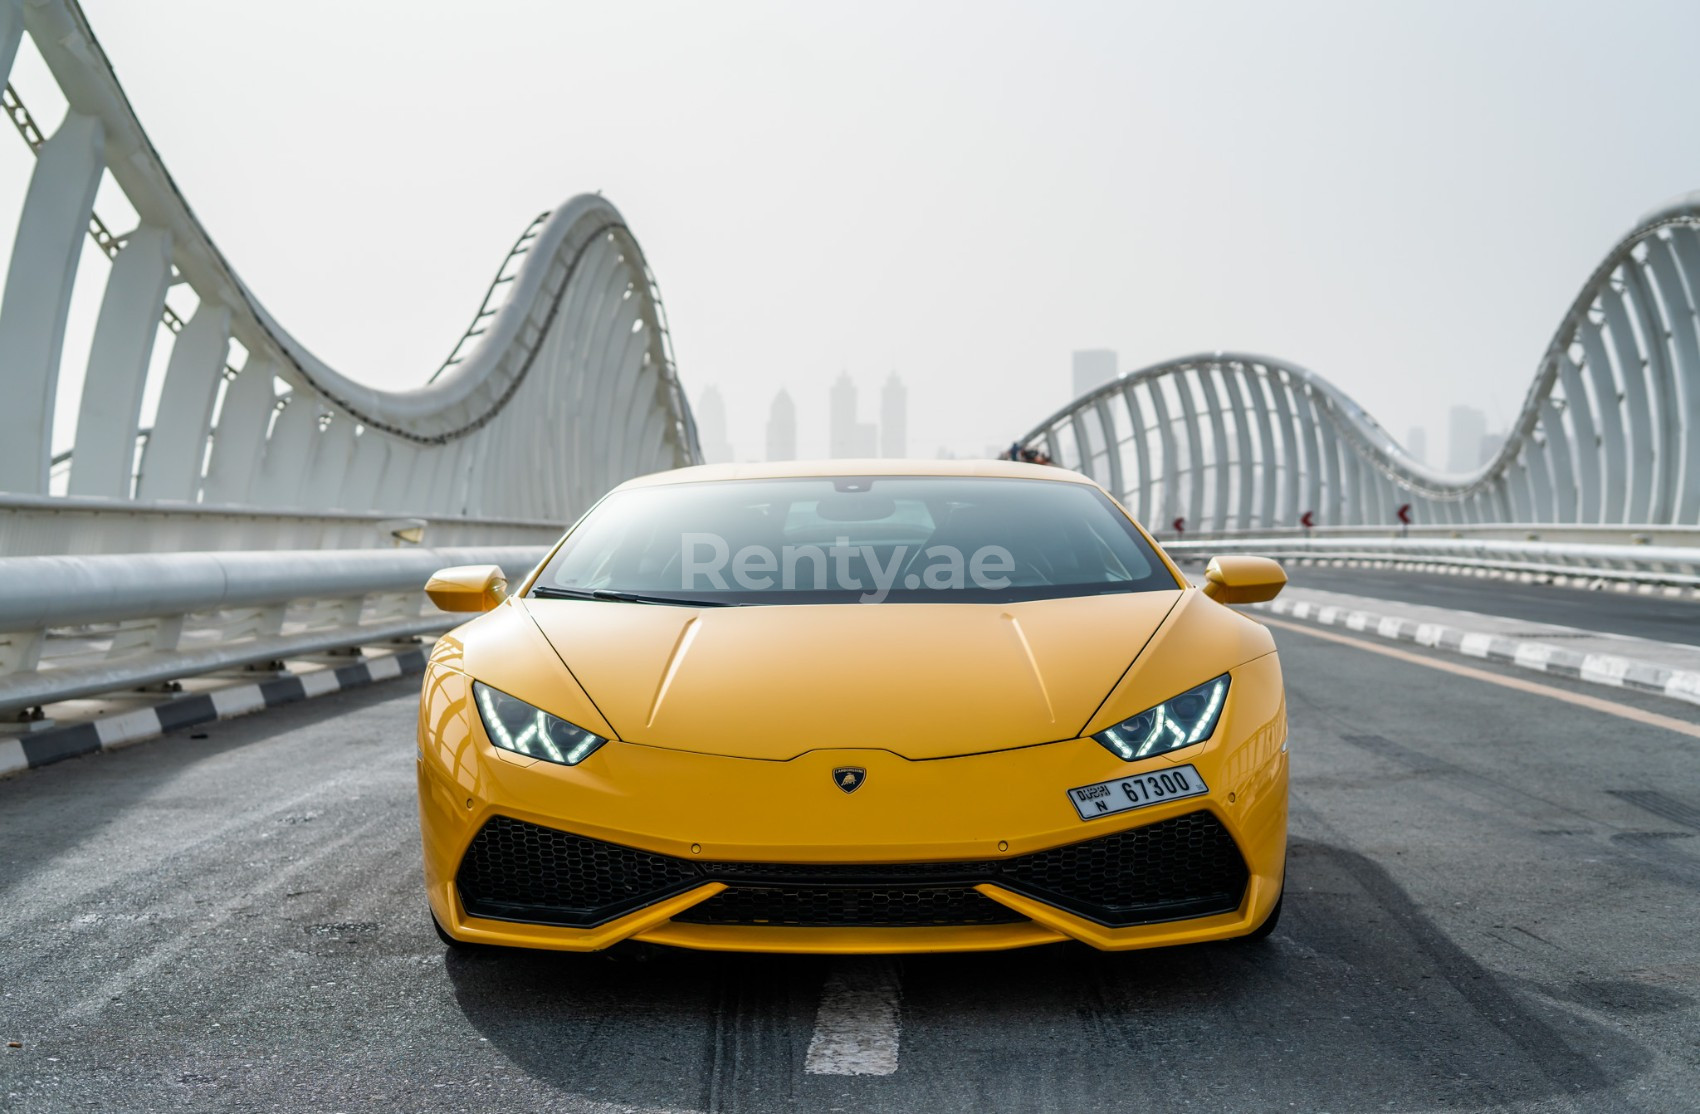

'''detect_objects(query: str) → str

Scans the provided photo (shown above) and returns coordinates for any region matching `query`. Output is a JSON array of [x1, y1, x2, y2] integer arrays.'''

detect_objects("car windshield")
[[529, 475, 1180, 605]]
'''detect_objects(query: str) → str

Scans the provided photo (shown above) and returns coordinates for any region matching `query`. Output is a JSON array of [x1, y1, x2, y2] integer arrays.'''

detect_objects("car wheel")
[[431, 910, 476, 950]]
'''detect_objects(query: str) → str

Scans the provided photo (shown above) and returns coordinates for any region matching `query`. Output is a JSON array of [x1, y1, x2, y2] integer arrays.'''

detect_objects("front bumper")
[[417, 654, 1288, 954]]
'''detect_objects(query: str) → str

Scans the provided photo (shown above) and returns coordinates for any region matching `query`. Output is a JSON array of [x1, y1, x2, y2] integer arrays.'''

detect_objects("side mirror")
[[1202, 555, 1286, 605], [425, 565, 508, 613]]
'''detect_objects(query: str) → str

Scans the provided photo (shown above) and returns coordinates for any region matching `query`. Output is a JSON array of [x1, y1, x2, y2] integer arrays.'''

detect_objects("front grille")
[[456, 815, 700, 926], [701, 860, 997, 883], [456, 811, 1247, 929], [1000, 811, 1248, 926], [673, 885, 1025, 927]]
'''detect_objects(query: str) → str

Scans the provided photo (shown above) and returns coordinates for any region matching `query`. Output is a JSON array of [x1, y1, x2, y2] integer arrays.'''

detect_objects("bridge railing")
[[1163, 534, 1700, 590], [0, 0, 697, 538], [0, 546, 548, 721]]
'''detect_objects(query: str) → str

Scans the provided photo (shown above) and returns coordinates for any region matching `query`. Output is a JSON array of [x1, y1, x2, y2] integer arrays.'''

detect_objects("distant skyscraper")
[[853, 422, 878, 457], [1478, 432, 1506, 466], [880, 373, 907, 458], [1446, 405, 1487, 472], [696, 385, 733, 463], [1072, 350, 1118, 399], [1404, 426, 1428, 466], [766, 389, 796, 461], [829, 372, 858, 458]]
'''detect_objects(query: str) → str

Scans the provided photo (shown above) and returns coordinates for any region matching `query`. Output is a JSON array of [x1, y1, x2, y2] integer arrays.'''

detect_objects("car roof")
[[612, 458, 1101, 491]]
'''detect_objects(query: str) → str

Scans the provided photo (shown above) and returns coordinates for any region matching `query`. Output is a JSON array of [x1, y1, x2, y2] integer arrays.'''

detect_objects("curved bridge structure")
[[0, 0, 697, 556], [1023, 195, 1700, 532]]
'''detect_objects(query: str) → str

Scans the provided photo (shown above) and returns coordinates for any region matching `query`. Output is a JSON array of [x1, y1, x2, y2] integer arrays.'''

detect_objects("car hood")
[[521, 591, 1183, 760]]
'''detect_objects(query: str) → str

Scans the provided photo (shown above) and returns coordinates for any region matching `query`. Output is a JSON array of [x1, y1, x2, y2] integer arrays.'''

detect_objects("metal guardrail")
[[2, 3, 699, 517], [1163, 535, 1700, 589], [0, 546, 548, 719], [1162, 523, 1700, 549], [0, 492, 565, 558], [7, 526, 1693, 724]]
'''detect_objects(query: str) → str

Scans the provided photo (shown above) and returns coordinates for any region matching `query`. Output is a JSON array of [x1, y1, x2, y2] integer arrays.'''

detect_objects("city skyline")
[[1072, 350, 1118, 401], [766, 388, 796, 462], [695, 385, 733, 464], [880, 373, 907, 459], [697, 371, 910, 461]]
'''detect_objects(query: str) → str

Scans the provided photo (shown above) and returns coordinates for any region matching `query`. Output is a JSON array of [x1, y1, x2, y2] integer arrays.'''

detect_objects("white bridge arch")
[[0, 0, 697, 556], [1023, 194, 1700, 532]]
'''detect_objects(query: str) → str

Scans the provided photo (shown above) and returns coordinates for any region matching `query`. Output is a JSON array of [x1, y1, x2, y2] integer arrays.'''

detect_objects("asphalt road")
[[1281, 564, 1700, 646], [3, 624, 1699, 1113]]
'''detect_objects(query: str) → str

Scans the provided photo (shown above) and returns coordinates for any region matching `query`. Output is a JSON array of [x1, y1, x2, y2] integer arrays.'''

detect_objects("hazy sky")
[[32, 1, 1700, 465]]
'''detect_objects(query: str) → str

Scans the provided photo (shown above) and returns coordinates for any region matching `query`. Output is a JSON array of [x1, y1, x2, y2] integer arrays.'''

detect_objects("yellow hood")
[[521, 592, 1182, 760]]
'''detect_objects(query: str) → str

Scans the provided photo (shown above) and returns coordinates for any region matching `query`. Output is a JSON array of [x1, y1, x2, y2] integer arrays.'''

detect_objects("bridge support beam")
[[69, 226, 173, 498], [251, 393, 320, 508], [0, 110, 104, 495], [137, 303, 231, 502], [202, 360, 280, 505]]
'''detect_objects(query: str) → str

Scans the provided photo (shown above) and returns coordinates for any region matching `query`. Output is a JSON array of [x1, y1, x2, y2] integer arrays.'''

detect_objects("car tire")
[[431, 910, 476, 951]]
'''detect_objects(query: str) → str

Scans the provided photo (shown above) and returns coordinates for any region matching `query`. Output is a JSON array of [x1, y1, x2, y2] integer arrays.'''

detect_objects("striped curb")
[[1253, 597, 1700, 709], [0, 648, 428, 778]]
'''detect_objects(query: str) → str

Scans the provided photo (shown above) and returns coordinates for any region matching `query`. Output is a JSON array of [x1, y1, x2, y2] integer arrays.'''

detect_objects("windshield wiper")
[[530, 586, 740, 607]]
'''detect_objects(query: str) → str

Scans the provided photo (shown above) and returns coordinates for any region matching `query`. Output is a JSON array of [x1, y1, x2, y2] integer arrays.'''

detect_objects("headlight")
[[473, 682, 608, 766], [1092, 674, 1229, 761]]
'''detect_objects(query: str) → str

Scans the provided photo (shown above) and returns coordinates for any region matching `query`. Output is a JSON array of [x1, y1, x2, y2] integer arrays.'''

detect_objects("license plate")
[[1067, 764, 1209, 820]]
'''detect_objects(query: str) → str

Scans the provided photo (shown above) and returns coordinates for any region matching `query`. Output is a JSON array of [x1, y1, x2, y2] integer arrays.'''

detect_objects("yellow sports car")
[[417, 460, 1289, 954]]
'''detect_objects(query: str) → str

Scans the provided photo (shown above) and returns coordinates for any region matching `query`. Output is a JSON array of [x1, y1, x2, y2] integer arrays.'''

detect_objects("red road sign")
[[1300, 511, 1315, 528], [1172, 517, 1185, 534], [1396, 503, 1412, 525]]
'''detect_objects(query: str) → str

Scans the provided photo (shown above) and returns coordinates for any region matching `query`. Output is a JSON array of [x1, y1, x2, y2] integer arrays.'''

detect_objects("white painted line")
[[1666, 672, 1700, 706], [1376, 617, 1403, 639], [1581, 654, 1630, 686], [1415, 623, 1445, 647], [368, 655, 402, 681], [804, 959, 901, 1076], [95, 708, 165, 749], [210, 684, 266, 718], [1460, 632, 1494, 658], [0, 739, 25, 777], [1513, 643, 1557, 670], [299, 670, 341, 698]]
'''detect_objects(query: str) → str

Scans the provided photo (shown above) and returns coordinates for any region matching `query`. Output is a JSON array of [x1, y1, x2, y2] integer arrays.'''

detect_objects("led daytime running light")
[[472, 681, 608, 766], [1093, 674, 1230, 761]]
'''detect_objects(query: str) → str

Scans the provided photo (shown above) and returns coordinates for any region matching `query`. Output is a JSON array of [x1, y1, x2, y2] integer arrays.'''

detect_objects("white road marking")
[[1460, 632, 1495, 658], [1259, 615, 1700, 741], [300, 669, 342, 697], [804, 958, 902, 1076], [367, 655, 403, 681], [210, 684, 266, 718], [94, 707, 166, 748]]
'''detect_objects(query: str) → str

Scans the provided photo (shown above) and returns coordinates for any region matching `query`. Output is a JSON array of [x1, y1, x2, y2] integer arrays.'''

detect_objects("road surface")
[[2, 620, 1697, 1112]]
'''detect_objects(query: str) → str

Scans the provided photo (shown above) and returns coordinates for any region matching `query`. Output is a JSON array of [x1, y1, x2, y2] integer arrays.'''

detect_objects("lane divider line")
[[1254, 597, 1700, 709], [804, 958, 902, 1076], [1258, 615, 1700, 741], [0, 648, 429, 779]]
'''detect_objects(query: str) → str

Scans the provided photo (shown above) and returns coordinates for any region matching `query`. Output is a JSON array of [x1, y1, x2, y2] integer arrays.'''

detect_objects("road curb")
[[0, 648, 428, 779], [1252, 597, 1700, 709]]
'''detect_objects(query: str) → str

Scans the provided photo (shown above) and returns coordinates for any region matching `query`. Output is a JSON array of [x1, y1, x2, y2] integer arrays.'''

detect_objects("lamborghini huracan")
[[417, 460, 1289, 953]]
